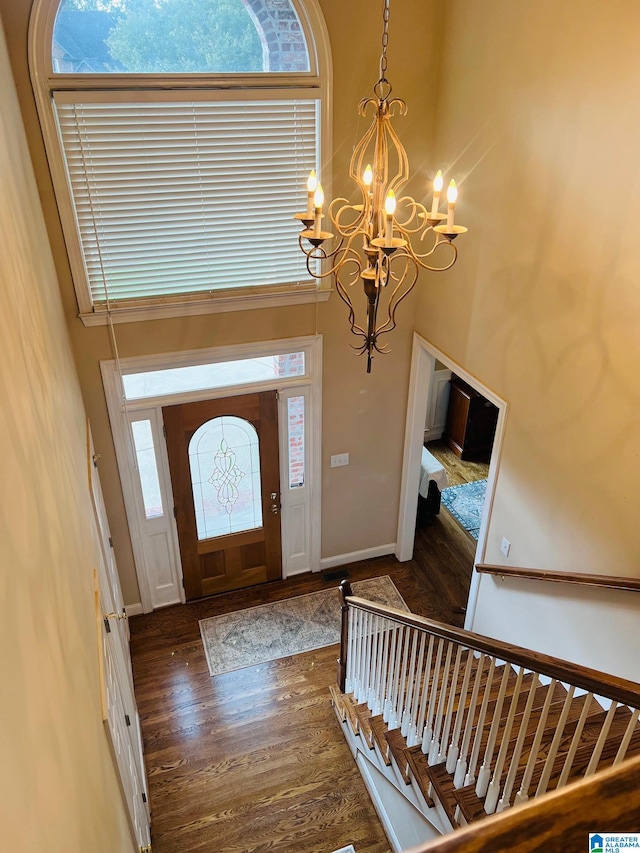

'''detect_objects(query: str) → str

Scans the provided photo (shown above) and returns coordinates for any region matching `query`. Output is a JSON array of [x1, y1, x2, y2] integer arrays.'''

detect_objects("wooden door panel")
[[163, 391, 282, 600]]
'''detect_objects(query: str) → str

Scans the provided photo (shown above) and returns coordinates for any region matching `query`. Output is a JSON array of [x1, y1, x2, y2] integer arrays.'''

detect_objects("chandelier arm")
[[394, 198, 432, 233], [334, 273, 368, 341], [408, 239, 459, 272], [382, 109, 410, 193], [373, 255, 418, 340], [299, 232, 371, 281], [298, 234, 343, 280], [315, 236, 369, 280], [330, 199, 368, 236]]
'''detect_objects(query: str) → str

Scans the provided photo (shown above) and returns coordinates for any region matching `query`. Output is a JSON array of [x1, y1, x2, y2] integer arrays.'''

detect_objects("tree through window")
[[52, 0, 310, 74]]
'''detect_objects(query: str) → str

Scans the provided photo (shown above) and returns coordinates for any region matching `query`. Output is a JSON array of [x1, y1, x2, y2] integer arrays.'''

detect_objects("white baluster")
[[476, 662, 511, 798], [351, 607, 362, 697], [384, 623, 400, 724], [362, 610, 374, 702], [389, 625, 406, 729], [366, 611, 379, 706], [447, 649, 475, 774], [406, 632, 427, 747], [374, 617, 391, 716], [484, 666, 525, 814], [454, 653, 487, 788], [514, 678, 558, 806], [358, 608, 368, 700], [429, 641, 453, 765], [439, 645, 464, 765], [613, 707, 640, 767], [345, 606, 356, 694], [370, 615, 385, 714], [584, 701, 619, 777], [422, 638, 444, 752], [401, 629, 419, 737], [547, 688, 587, 794], [497, 676, 539, 812], [464, 656, 496, 787], [416, 635, 435, 746]]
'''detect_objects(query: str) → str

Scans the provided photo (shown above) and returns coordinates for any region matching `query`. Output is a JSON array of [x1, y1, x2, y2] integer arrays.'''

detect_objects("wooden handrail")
[[476, 563, 640, 592], [409, 753, 640, 852], [340, 586, 640, 709]]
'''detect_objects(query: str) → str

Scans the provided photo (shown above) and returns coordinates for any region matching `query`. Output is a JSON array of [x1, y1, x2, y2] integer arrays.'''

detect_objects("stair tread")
[[370, 715, 392, 765], [354, 703, 375, 748], [384, 728, 413, 783], [426, 761, 460, 825], [405, 747, 436, 808]]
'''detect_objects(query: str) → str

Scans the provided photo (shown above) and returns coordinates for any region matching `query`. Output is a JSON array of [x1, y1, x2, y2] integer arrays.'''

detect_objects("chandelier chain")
[[379, 0, 390, 82]]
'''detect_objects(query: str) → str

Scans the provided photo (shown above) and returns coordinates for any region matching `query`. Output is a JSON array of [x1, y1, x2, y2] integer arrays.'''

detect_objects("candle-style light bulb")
[[363, 164, 373, 187], [306, 170, 318, 217], [446, 179, 457, 231], [430, 169, 443, 216], [384, 189, 396, 242], [384, 189, 397, 216], [313, 183, 324, 238]]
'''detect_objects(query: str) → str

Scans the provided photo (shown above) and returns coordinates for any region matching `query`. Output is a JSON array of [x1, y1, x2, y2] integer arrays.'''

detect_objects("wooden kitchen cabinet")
[[445, 376, 498, 461]]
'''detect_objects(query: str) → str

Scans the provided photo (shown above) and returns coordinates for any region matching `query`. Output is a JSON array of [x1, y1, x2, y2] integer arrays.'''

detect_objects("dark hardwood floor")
[[129, 513, 475, 852], [426, 439, 490, 488]]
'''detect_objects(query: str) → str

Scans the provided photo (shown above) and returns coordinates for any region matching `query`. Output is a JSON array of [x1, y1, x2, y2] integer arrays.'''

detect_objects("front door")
[[163, 391, 282, 600]]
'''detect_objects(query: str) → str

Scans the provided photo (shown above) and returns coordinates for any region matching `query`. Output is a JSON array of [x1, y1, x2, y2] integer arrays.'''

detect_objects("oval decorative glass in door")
[[188, 416, 262, 540]]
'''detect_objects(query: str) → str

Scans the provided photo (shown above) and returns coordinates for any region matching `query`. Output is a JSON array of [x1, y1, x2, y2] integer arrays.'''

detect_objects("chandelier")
[[295, 0, 466, 373]]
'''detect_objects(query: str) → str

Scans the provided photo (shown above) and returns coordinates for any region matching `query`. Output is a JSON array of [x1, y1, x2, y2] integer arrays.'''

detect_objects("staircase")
[[330, 581, 640, 851]]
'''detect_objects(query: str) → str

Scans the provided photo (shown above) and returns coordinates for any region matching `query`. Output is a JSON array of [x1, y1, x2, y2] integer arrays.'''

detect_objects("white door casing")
[[89, 428, 151, 849], [101, 336, 323, 613], [395, 333, 508, 629]]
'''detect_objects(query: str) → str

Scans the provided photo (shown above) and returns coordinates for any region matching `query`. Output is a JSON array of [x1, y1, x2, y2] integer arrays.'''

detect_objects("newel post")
[[337, 579, 353, 693]]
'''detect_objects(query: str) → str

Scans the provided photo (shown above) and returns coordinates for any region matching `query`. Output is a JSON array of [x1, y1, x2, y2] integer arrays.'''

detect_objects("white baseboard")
[[125, 602, 144, 618], [424, 426, 445, 442], [320, 543, 396, 571]]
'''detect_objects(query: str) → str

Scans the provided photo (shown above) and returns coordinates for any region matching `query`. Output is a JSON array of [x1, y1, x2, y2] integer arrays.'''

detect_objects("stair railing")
[[337, 580, 640, 819], [415, 752, 640, 853]]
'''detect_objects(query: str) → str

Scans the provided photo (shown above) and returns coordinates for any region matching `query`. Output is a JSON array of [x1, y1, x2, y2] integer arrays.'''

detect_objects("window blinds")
[[53, 95, 319, 306]]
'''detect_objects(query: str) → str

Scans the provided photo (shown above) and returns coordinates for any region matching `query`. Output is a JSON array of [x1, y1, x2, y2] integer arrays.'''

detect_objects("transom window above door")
[[29, 0, 330, 324]]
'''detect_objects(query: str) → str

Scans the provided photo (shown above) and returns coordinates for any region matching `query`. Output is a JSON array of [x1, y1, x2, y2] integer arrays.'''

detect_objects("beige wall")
[[0, 0, 442, 605], [0, 22, 133, 853], [415, 0, 640, 681]]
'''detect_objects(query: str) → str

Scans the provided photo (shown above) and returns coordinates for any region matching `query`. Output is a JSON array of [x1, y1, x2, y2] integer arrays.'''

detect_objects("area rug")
[[441, 478, 487, 540], [199, 576, 408, 677]]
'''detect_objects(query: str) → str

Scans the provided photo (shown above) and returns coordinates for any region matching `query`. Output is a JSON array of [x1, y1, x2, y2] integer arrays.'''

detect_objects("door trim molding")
[[396, 333, 508, 630], [101, 335, 323, 612]]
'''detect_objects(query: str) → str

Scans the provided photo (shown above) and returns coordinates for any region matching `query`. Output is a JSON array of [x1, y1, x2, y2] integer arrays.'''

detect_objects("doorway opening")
[[396, 334, 508, 629]]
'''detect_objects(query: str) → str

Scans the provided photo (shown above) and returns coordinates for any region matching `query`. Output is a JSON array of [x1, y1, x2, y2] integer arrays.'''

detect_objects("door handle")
[[105, 610, 128, 621], [270, 503, 280, 515]]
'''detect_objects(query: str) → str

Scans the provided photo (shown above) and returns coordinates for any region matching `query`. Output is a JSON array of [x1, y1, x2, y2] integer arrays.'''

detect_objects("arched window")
[[188, 415, 262, 539], [29, 0, 330, 323]]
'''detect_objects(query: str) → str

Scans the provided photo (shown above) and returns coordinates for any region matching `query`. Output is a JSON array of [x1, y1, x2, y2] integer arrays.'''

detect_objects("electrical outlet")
[[330, 453, 350, 468], [500, 537, 511, 557]]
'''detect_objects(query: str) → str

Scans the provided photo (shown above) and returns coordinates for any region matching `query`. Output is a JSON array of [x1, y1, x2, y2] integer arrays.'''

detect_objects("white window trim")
[[28, 0, 333, 324], [101, 335, 323, 612]]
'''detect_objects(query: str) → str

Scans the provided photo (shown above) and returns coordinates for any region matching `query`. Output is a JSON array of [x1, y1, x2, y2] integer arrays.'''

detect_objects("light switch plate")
[[330, 453, 350, 468]]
